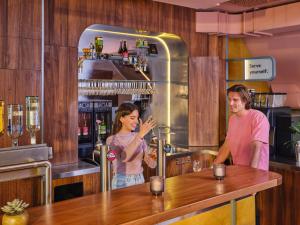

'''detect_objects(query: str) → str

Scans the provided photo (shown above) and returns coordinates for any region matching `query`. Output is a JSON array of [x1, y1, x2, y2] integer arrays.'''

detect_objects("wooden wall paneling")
[[67, 0, 88, 47], [19, 0, 41, 39], [46, 0, 69, 46], [19, 38, 41, 70], [44, 45, 77, 165], [189, 57, 219, 146], [0, 37, 19, 69], [0, 0, 20, 38]]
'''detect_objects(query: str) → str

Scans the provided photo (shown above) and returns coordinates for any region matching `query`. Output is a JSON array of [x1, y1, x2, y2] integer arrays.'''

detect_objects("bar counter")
[[28, 165, 281, 225]]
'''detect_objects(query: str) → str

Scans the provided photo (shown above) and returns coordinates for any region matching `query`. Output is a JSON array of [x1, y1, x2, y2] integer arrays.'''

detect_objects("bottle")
[[99, 115, 107, 140], [89, 42, 95, 59], [95, 36, 103, 59], [118, 40, 123, 55], [122, 41, 129, 64], [295, 141, 300, 162], [26, 96, 40, 144], [82, 114, 89, 136], [95, 118, 103, 150]]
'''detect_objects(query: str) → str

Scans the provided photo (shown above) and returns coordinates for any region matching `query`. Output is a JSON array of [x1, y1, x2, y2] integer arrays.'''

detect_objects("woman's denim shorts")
[[112, 173, 145, 190]]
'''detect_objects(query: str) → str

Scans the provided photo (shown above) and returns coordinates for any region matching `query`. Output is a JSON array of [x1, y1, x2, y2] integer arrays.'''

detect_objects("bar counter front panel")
[[27, 165, 281, 225]]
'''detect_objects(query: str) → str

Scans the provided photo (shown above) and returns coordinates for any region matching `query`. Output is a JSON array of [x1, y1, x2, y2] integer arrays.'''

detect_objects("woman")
[[106, 102, 157, 189]]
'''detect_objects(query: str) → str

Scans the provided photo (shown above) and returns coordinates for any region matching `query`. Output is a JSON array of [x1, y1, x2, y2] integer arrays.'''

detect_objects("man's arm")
[[214, 139, 231, 164], [250, 140, 263, 168]]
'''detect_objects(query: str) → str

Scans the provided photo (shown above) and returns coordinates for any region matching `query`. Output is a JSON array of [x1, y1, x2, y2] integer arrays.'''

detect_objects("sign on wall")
[[244, 57, 276, 81]]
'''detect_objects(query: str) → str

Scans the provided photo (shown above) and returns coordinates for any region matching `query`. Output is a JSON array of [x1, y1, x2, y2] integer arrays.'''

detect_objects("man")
[[214, 84, 270, 170]]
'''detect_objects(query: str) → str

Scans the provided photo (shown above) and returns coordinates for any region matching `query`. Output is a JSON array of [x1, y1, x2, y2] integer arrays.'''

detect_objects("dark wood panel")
[[44, 45, 77, 165], [0, 177, 42, 208], [0, 36, 19, 69], [19, 0, 41, 39], [189, 57, 219, 146], [19, 38, 41, 70], [257, 164, 300, 225]]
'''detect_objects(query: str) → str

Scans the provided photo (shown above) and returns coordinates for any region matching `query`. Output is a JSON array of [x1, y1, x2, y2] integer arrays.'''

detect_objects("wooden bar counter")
[[27, 166, 282, 225]]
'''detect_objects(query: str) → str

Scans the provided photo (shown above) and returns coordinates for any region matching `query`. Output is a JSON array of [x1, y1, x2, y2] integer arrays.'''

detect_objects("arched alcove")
[[77, 24, 188, 155]]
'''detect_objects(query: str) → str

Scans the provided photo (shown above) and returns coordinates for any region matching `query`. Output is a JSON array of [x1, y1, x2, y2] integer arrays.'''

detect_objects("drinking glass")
[[7, 104, 23, 147], [0, 100, 4, 136], [193, 160, 203, 172], [150, 176, 164, 196], [26, 96, 40, 144]]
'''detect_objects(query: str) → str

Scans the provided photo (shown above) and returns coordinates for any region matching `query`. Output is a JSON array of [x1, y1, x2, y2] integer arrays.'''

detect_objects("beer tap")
[[156, 125, 175, 178]]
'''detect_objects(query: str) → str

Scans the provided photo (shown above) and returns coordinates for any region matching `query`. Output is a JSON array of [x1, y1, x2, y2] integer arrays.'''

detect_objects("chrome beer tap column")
[[156, 126, 173, 178]]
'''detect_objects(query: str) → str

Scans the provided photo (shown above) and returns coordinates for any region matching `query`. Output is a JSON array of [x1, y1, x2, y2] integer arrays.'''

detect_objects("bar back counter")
[[27, 166, 281, 225]]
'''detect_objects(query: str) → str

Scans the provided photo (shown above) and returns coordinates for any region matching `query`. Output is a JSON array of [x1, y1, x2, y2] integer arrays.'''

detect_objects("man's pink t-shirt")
[[226, 109, 270, 171]]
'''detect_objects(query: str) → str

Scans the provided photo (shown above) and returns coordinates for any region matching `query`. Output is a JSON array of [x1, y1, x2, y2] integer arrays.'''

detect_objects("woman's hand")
[[147, 147, 157, 160], [138, 116, 156, 139]]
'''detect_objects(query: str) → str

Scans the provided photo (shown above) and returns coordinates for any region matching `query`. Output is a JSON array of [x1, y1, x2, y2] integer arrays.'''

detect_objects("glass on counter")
[[0, 100, 4, 136], [26, 96, 40, 145], [7, 104, 23, 147], [213, 164, 226, 180], [150, 176, 164, 196]]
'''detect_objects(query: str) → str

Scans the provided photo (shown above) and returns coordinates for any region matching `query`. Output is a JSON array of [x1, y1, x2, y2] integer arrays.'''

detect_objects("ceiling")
[[153, 0, 300, 13]]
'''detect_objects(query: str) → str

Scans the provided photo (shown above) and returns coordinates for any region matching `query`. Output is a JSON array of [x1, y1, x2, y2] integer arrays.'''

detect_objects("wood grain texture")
[[27, 166, 281, 225], [0, 177, 42, 208], [189, 57, 219, 146], [44, 46, 78, 164], [257, 163, 300, 225], [0, 0, 41, 149]]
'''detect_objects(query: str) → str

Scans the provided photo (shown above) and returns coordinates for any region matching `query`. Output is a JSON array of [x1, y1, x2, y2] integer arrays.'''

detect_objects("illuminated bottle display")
[[26, 96, 40, 145], [0, 100, 4, 136], [7, 104, 23, 147]]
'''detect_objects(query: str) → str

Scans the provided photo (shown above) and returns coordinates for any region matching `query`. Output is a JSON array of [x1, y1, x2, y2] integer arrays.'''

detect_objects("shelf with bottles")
[[0, 97, 41, 147]]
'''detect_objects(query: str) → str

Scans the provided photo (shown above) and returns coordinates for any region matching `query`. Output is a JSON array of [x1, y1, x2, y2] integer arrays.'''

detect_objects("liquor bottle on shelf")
[[99, 114, 107, 141], [0, 100, 4, 136], [122, 41, 129, 64], [95, 118, 103, 150], [7, 104, 23, 147], [118, 40, 124, 55], [82, 114, 89, 136], [26, 96, 40, 145], [95, 36, 103, 59], [89, 42, 95, 59]]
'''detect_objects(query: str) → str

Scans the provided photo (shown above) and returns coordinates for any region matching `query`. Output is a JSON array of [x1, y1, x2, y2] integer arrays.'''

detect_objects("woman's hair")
[[112, 102, 139, 134], [227, 84, 252, 109]]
